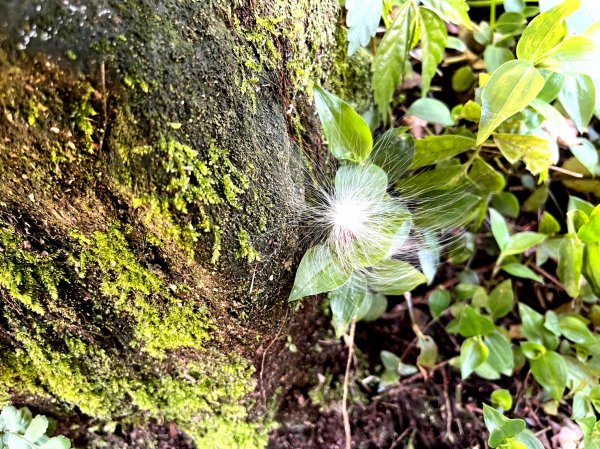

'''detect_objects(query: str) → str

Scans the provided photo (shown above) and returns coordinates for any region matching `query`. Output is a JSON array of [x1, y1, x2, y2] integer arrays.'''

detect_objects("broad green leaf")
[[414, 191, 482, 230], [559, 315, 596, 344], [419, 7, 448, 96], [314, 85, 373, 162], [558, 237, 584, 297], [477, 61, 545, 146], [578, 206, 600, 242], [452, 66, 475, 92], [583, 242, 600, 296], [361, 293, 388, 321], [491, 192, 520, 218], [491, 389, 513, 411], [530, 350, 568, 400], [496, 12, 527, 34], [539, 211, 561, 234], [370, 129, 415, 180], [570, 138, 599, 176], [368, 259, 427, 295], [372, 1, 417, 120], [469, 159, 506, 194], [457, 305, 496, 337], [505, 0, 525, 12], [487, 279, 514, 320], [410, 135, 475, 169], [329, 274, 371, 337], [483, 404, 526, 448], [516, 0, 581, 63], [519, 303, 559, 348], [417, 335, 438, 368], [381, 350, 401, 372], [346, 0, 383, 56], [540, 36, 600, 77], [569, 195, 595, 216], [407, 98, 455, 126], [537, 70, 565, 102], [502, 263, 544, 283], [485, 331, 515, 376], [40, 436, 72, 449], [490, 208, 511, 250], [558, 75, 596, 131], [420, 0, 473, 29], [502, 232, 546, 256], [521, 341, 547, 359], [289, 245, 352, 301], [429, 288, 451, 319], [397, 164, 463, 193], [460, 99, 482, 122], [24, 415, 48, 443], [515, 430, 545, 449], [484, 46, 515, 73], [461, 336, 489, 379], [493, 133, 557, 178]]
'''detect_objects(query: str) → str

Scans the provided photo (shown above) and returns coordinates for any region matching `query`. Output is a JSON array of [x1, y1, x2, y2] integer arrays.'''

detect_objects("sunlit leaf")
[[419, 7, 448, 96], [420, 0, 473, 29], [530, 350, 568, 400], [410, 135, 475, 169], [346, 0, 383, 56], [314, 85, 373, 162], [477, 61, 545, 146]]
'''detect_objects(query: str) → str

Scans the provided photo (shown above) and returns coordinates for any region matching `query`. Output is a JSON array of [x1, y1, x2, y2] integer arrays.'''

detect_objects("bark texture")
[[0, 0, 342, 446]]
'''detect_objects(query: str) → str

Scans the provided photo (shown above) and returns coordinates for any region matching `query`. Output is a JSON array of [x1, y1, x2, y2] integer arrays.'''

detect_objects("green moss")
[[236, 229, 261, 264], [114, 137, 249, 262], [0, 228, 63, 315], [72, 226, 211, 357], [70, 89, 98, 152]]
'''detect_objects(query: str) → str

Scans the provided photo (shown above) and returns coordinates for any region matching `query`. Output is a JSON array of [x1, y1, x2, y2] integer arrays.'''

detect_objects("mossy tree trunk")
[[0, 0, 341, 447]]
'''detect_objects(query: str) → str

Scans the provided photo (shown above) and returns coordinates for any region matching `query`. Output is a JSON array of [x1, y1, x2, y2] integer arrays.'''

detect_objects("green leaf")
[[361, 292, 388, 321], [1, 406, 30, 434], [346, 0, 383, 56], [519, 303, 559, 349], [530, 350, 568, 400], [539, 211, 561, 234], [420, 0, 473, 29], [469, 159, 506, 194], [540, 36, 600, 76], [493, 133, 557, 179], [457, 305, 496, 337], [461, 336, 489, 379], [537, 70, 565, 102], [429, 288, 451, 319], [24, 415, 49, 443], [485, 331, 515, 376], [370, 129, 415, 180], [335, 163, 388, 202], [501, 263, 544, 283], [570, 138, 599, 176], [490, 208, 511, 250], [521, 341, 547, 359], [452, 66, 475, 92], [505, 0, 525, 13], [502, 232, 546, 256], [487, 279, 514, 320], [578, 206, 600, 243], [372, 1, 417, 120], [418, 233, 440, 284], [40, 436, 72, 449], [419, 7, 448, 96], [407, 98, 455, 126], [484, 46, 515, 73], [410, 135, 475, 169], [329, 274, 371, 337], [381, 350, 401, 372], [558, 237, 584, 297], [496, 11, 527, 35], [289, 245, 352, 301], [417, 335, 438, 368], [477, 60, 545, 146], [314, 85, 373, 162], [483, 404, 526, 448], [516, 0, 581, 63], [559, 315, 596, 344], [491, 192, 520, 218], [491, 389, 513, 411], [569, 195, 595, 216], [515, 430, 544, 449], [583, 242, 600, 296], [368, 259, 427, 295], [558, 75, 596, 131]]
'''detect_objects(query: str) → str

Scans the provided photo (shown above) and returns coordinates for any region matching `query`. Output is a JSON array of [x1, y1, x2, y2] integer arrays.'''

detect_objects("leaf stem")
[[489, 0, 497, 42]]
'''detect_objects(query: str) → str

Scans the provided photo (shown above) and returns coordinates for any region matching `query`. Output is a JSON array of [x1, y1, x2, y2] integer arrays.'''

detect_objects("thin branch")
[[343, 320, 357, 449]]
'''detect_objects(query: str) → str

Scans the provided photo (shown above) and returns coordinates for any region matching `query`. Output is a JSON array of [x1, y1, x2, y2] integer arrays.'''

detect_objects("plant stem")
[[343, 320, 357, 449], [489, 0, 497, 42]]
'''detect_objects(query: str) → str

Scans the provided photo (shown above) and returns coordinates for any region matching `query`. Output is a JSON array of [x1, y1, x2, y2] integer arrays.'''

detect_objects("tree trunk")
[[0, 0, 342, 446]]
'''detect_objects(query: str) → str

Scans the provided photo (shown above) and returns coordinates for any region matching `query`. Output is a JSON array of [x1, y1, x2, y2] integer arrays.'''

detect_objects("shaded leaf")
[[410, 135, 475, 169], [530, 350, 568, 400], [407, 98, 455, 126], [346, 0, 383, 56]]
